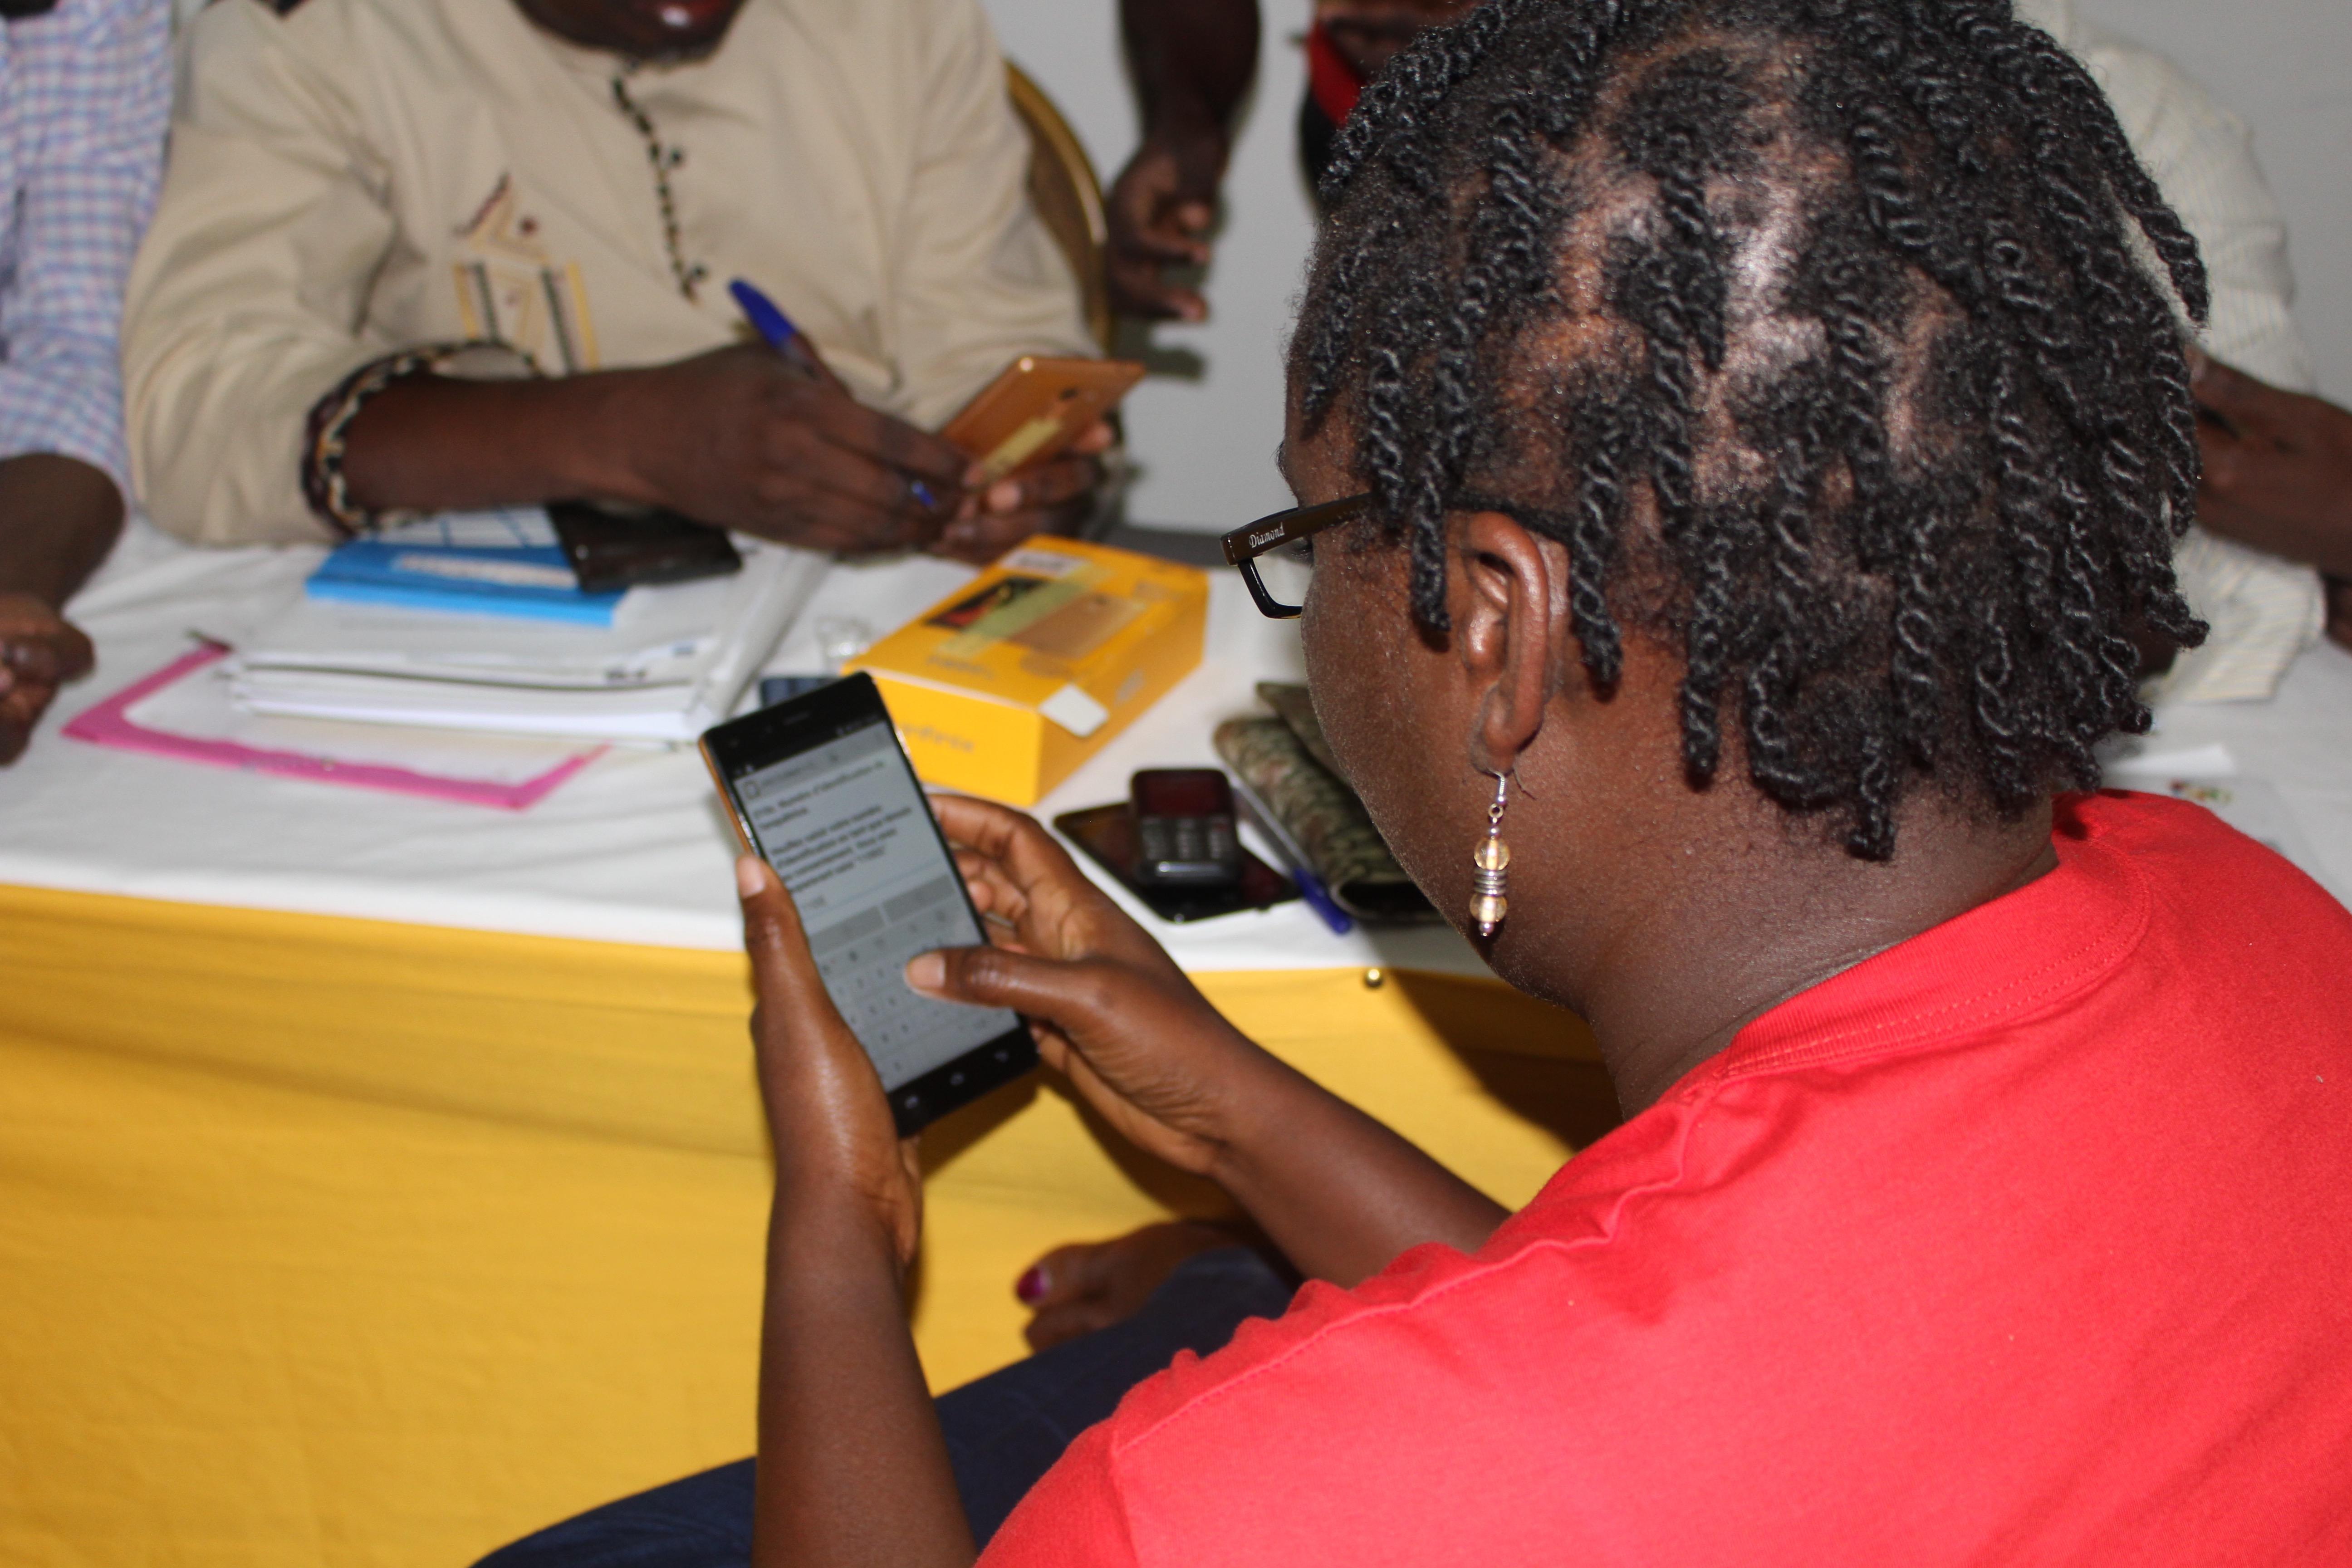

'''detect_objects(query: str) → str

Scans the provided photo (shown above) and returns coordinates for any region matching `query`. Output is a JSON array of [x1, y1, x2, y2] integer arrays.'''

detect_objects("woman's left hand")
[[737, 855, 924, 1276]]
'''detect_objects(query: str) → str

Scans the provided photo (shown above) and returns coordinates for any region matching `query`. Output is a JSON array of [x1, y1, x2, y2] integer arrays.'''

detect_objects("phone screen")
[[705, 678, 1030, 1127]]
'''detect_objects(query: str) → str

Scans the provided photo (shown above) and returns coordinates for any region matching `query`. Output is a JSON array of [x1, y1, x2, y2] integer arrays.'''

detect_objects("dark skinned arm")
[[0, 452, 122, 605], [338, 347, 972, 555], [0, 453, 120, 763], [339, 347, 1111, 564], [2192, 352, 2352, 580], [734, 797, 1502, 1568], [1106, 0, 1260, 321], [736, 855, 975, 1568], [908, 794, 1507, 1285]]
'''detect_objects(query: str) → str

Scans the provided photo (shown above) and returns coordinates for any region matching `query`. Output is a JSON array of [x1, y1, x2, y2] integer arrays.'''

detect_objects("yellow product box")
[[845, 538, 1207, 806]]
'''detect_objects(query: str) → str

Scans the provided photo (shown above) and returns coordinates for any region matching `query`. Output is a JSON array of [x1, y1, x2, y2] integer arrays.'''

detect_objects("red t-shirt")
[[983, 792, 2352, 1565]]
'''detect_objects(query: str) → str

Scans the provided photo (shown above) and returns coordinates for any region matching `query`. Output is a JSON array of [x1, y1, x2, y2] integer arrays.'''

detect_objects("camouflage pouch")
[[1213, 708, 1436, 924]]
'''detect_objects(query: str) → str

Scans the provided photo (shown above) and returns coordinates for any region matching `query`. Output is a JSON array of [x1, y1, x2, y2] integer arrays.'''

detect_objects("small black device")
[[549, 500, 743, 594], [1054, 797, 1296, 924], [759, 674, 838, 708], [1129, 769, 1243, 887], [700, 674, 1035, 1133]]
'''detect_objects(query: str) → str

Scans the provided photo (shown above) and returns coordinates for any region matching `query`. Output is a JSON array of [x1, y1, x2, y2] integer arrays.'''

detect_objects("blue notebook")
[[306, 509, 624, 626]]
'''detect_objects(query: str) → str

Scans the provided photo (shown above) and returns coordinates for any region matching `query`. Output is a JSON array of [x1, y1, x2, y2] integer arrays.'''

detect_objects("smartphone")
[[941, 355, 1146, 484], [1130, 769, 1242, 887], [1053, 801, 1298, 924], [700, 674, 1035, 1133]]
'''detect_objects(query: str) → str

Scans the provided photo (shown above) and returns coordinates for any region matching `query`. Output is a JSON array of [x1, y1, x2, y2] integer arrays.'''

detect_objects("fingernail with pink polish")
[[1015, 1265, 1048, 1303]]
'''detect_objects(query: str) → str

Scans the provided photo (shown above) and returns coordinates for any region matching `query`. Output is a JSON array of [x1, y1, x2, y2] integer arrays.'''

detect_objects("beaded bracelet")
[[300, 341, 529, 536]]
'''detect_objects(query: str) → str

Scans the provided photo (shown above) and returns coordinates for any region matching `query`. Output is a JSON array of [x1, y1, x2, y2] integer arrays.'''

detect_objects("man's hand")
[[1110, 0, 1259, 320], [737, 854, 925, 1272], [2191, 352, 2352, 581], [604, 347, 976, 555], [344, 347, 973, 557], [0, 592, 95, 765], [0, 451, 121, 764], [1105, 132, 1223, 322], [935, 420, 1117, 563]]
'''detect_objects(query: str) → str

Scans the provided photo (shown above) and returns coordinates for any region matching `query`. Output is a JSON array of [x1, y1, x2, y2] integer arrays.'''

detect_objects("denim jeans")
[[475, 1246, 1294, 1566]]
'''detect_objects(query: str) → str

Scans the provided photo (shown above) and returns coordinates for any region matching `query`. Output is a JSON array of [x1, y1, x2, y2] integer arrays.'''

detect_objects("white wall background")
[[983, 3, 1315, 530], [982, 0, 2352, 530]]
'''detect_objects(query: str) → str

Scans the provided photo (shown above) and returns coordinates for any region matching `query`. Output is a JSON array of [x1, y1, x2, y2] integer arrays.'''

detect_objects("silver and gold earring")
[[1470, 771, 1512, 937]]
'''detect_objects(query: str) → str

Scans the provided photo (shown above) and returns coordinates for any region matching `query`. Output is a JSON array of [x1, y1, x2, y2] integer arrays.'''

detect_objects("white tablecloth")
[[5, 524, 2345, 974], [0, 524, 1489, 974]]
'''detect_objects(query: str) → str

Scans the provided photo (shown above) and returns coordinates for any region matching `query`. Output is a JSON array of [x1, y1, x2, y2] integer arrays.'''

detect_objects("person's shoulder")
[[1097, 1203, 1659, 1465], [181, 0, 465, 111], [195, 0, 420, 49], [181, 0, 348, 58], [2066, 789, 2352, 951], [751, 0, 977, 53], [2061, 12, 2249, 149]]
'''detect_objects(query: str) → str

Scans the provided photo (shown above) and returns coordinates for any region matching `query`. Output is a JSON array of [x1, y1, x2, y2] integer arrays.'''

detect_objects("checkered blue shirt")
[[0, 0, 168, 495]]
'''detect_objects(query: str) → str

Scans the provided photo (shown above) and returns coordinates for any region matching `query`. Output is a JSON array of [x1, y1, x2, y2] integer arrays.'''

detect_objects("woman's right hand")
[[906, 794, 1273, 1178]]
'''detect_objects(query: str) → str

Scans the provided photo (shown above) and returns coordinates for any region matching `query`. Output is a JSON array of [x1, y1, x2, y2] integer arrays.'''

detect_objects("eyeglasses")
[[1219, 492, 1374, 619]]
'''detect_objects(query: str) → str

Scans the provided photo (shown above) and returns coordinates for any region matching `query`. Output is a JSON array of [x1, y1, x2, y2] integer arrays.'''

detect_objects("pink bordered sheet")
[[64, 645, 605, 811]]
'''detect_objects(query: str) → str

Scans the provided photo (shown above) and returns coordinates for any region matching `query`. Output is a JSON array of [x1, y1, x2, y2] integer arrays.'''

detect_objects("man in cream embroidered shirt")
[[122, 0, 1099, 555]]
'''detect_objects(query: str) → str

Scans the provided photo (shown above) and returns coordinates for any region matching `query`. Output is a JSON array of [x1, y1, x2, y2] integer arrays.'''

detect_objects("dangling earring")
[[1470, 771, 1512, 938]]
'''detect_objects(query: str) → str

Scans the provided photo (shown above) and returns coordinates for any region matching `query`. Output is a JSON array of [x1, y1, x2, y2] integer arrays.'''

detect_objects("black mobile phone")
[[700, 674, 1035, 1133], [1053, 800, 1298, 923], [1130, 768, 1242, 887], [548, 500, 743, 593]]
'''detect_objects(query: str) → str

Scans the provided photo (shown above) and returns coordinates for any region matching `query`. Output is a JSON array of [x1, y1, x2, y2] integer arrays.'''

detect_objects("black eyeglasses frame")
[[1218, 492, 1375, 619]]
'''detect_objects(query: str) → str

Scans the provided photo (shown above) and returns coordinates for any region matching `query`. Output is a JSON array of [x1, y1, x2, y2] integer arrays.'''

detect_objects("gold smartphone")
[[941, 355, 1146, 483]]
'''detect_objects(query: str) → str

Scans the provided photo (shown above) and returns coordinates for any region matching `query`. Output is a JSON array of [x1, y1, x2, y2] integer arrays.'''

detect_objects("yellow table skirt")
[[0, 884, 1607, 1568]]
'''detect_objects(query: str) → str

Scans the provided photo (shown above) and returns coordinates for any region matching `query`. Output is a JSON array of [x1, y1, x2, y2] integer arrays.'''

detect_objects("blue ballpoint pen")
[[1289, 861, 1356, 936], [1229, 778, 1354, 936], [728, 277, 940, 510]]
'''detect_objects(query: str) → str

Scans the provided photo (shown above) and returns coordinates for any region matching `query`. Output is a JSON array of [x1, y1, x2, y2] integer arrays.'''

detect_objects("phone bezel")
[[699, 672, 1037, 1134]]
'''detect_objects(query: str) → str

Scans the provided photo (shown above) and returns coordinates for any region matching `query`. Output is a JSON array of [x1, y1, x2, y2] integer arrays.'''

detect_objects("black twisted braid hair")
[[1290, 0, 2210, 859]]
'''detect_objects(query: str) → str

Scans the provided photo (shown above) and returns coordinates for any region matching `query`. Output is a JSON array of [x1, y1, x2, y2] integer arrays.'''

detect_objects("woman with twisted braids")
[[484, 3, 2352, 1563]]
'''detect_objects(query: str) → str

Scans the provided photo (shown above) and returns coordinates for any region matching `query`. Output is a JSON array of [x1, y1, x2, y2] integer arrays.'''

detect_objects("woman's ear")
[[1452, 510, 1566, 774]]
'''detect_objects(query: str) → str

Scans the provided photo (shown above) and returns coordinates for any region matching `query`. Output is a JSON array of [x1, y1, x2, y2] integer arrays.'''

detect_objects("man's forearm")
[[752, 1197, 975, 1568], [0, 454, 124, 606], [1211, 1050, 1510, 1287], [338, 372, 647, 516], [1121, 0, 1260, 145], [2198, 505, 2352, 581]]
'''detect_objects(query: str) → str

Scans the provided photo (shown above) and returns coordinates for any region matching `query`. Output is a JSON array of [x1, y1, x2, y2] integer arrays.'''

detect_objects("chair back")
[[1006, 64, 1114, 353]]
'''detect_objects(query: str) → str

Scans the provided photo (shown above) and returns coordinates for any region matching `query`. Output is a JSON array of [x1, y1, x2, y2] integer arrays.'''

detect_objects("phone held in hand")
[[941, 355, 1146, 483], [700, 673, 1035, 1134]]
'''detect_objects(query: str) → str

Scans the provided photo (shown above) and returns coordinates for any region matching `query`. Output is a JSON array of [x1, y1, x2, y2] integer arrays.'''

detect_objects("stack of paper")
[[229, 539, 826, 745]]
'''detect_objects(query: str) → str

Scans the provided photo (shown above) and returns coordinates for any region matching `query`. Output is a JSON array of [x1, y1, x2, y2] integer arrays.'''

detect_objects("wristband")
[[300, 341, 535, 535]]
